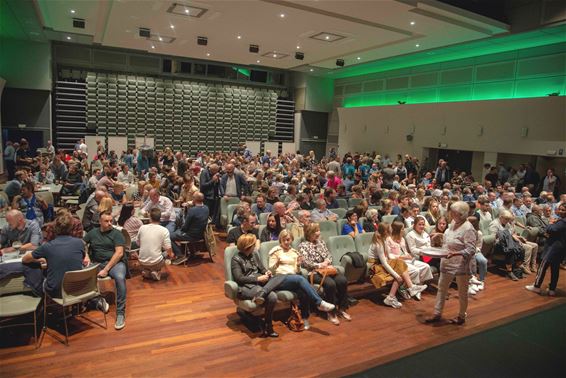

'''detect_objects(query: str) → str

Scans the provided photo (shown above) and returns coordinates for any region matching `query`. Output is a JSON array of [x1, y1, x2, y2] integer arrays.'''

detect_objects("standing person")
[[83, 212, 127, 330], [526, 203, 566, 296], [200, 163, 221, 228], [426, 201, 477, 325], [3, 140, 16, 180]]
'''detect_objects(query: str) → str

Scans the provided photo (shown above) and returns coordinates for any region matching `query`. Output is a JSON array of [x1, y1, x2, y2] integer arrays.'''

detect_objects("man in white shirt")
[[137, 208, 173, 281], [142, 189, 177, 234], [117, 164, 135, 185], [79, 139, 88, 155]]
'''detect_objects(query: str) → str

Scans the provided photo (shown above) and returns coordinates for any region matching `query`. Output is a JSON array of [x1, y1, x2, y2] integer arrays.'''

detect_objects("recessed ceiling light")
[[410, 21, 415, 25], [206, 53, 210, 56], [356, 56, 361, 60], [66, 36, 71, 40], [273, 53, 277, 58], [170, 25, 175, 29], [237, 35, 242, 39], [151, 45, 155, 49], [296, 45, 300, 49], [185, 8, 190, 14], [256, 60, 260, 63], [279, 13, 285, 18], [309, 68, 314, 72], [158, 36, 163, 41], [415, 43, 420, 47], [325, 35, 330, 40], [70, 9, 76, 14]]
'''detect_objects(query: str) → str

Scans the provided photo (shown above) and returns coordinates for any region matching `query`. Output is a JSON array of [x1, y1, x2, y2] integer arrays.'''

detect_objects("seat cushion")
[[0, 295, 41, 317]]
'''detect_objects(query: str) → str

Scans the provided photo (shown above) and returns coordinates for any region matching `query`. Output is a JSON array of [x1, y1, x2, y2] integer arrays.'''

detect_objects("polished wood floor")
[[1, 238, 565, 378]]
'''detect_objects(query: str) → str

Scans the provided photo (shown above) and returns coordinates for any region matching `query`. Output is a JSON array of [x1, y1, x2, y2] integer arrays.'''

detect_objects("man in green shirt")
[[84, 212, 127, 330]]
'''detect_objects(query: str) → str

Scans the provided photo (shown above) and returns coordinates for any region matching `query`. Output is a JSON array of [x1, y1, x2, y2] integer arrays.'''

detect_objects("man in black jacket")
[[220, 163, 247, 199], [170, 192, 209, 264], [526, 203, 566, 296], [200, 164, 221, 227]]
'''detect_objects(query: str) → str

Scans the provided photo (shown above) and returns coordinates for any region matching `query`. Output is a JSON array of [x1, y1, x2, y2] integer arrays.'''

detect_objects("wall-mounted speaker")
[[139, 28, 151, 38], [406, 134, 413, 142], [197, 36, 208, 46], [249, 44, 259, 53], [336, 59, 344, 67]]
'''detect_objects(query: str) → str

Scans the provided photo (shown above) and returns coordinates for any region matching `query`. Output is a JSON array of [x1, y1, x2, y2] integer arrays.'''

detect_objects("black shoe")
[[346, 296, 359, 306], [171, 256, 187, 266], [507, 271, 519, 281], [425, 315, 442, 323], [261, 326, 279, 338]]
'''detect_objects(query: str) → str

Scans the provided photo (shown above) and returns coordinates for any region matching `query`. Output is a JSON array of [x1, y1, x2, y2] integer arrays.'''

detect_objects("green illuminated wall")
[[335, 30, 566, 108]]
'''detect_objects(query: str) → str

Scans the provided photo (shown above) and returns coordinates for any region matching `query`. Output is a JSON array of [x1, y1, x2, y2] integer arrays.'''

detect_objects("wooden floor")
[[1, 238, 565, 378]]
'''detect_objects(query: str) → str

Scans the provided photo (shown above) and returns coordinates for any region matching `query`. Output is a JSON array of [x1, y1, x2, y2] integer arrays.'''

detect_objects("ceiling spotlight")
[[206, 53, 210, 56], [296, 45, 300, 49], [237, 35, 242, 39], [410, 21, 415, 25], [158, 36, 163, 41], [70, 9, 76, 14], [325, 35, 330, 40], [185, 8, 190, 14], [256, 60, 260, 63], [415, 43, 420, 47], [280, 13, 285, 18], [356, 56, 361, 60], [151, 45, 155, 49], [66, 36, 72, 40], [336, 59, 344, 67], [170, 25, 175, 29], [309, 68, 314, 72], [273, 53, 277, 58]]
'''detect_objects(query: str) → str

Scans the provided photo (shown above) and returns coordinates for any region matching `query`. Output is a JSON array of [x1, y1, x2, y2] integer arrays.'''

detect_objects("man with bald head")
[[170, 192, 210, 263], [273, 201, 297, 228], [220, 163, 248, 199], [82, 189, 107, 232], [0, 210, 42, 253], [142, 189, 176, 234]]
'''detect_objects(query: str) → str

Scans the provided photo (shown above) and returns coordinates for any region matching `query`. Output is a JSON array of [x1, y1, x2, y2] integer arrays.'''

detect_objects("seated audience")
[[363, 208, 379, 233], [342, 210, 364, 238], [84, 212, 127, 330], [117, 204, 143, 245], [260, 213, 283, 242], [43, 208, 83, 242], [35, 165, 55, 184], [142, 189, 176, 234], [251, 194, 273, 218], [298, 224, 351, 324], [289, 210, 311, 240], [170, 192, 209, 264], [12, 181, 48, 227], [117, 164, 135, 185], [311, 199, 338, 223], [367, 223, 427, 309], [4, 170, 26, 201], [0, 210, 42, 252]]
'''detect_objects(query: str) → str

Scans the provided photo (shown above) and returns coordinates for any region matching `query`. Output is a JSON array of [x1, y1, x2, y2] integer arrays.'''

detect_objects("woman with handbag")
[[368, 223, 427, 309], [298, 223, 351, 325], [265, 230, 336, 330]]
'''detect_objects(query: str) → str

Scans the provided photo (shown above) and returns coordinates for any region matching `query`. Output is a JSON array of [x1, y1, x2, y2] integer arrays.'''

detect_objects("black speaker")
[[336, 59, 344, 67], [295, 52, 304, 60], [73, 18, 85, 29], [197, 36, 207, 45], [406, 134, 413, 141], [249, 44, 259, 53], [139, 28, 151, 38], [163, 59, 172, 73]]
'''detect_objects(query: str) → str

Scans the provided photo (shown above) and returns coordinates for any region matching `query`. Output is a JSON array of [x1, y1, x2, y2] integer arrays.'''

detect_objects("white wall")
[[337, 97, 566, 160]]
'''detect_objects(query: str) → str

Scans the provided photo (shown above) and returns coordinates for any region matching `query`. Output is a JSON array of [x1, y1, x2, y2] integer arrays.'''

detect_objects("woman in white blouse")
[[405, 216, 436, 283], [426, 201, 477, 325], [387, 221, 433, 295], [368, 223, 427, 309]]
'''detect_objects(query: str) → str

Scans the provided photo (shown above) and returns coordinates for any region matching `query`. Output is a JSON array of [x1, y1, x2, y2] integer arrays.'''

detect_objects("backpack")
[[341, 251, 365, 268]]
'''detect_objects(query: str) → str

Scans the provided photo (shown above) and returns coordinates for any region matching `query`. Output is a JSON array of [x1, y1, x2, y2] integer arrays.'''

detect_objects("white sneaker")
[[303, 319, 310, 330], [317, 300, 336, 312], [468, 286, 477, 296], [414, 292, 422, 301], [384, 295, 402, 309], [408, 284, 427, 297], [547, 290, 556, 297], [475, 282, 484, 291], [470, 276, 482, 285], [150, 270, 161, 281], [525, 285, 541, 294]]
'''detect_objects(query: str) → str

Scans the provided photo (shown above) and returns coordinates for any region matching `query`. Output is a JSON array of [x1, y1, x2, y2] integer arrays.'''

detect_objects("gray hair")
[[450, 201, 469, 219], [365, 208, 378, 219], [316, 198, 326, 208], [499, 209, 514, 220]]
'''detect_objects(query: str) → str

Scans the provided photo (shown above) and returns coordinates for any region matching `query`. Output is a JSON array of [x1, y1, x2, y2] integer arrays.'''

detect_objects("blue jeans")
[[276, 274, 323, 319], [98, 261, 127, 315], [475, 253, 488, 281]]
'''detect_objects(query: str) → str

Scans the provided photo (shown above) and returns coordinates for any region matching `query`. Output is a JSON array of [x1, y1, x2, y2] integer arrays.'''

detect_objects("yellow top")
[[268, 246, 300, 275]]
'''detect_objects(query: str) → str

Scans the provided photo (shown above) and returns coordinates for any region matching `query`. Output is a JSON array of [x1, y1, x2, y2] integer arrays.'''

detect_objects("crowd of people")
[[1, 138, 565, 336]]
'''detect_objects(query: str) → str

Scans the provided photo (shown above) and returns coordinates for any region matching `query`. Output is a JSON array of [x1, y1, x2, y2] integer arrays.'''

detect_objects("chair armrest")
[[224, 281, 239, 300]]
